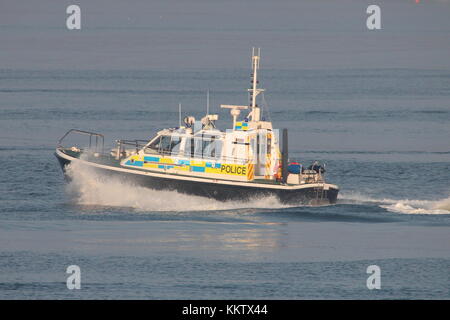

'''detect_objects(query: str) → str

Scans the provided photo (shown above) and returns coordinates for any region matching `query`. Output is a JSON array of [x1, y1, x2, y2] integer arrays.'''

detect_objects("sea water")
[[0, 0, 449, 299]]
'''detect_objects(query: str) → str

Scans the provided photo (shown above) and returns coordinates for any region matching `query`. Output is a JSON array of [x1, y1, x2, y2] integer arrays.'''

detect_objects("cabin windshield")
[[144, 135, 182, 155]]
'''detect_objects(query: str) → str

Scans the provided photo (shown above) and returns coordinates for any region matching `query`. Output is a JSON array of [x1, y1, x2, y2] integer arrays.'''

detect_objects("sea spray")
[[340, 191, 450, 215], [434, 197, 450, 211], [64, 160, 289, 212]]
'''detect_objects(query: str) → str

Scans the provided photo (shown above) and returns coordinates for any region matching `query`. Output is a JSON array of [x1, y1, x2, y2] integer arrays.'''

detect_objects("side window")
[[159, 135, 172, 154], [188, 138, 195, 158], [258, 132, 267, 163], [182, 138, 191, 158], [192, 136, 219, 159], [194, 137, 203, 158], [170, 135, 182, 156], [178, 136, 222, 159], [144, 136, 161, 154], [250, 135, 257, 160], [202, 136, 221, 159], [182, 138, 195, 158], [213, 139, 222, 160], [202, 136, 214, 159]]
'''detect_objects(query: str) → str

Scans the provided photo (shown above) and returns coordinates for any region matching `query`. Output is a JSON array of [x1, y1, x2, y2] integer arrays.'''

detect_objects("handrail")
[[57, 129, 105, 153], [115, 139, 149, 155]]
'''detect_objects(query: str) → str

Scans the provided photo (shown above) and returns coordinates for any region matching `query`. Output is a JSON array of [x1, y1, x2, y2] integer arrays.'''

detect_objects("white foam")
[[434, 197, 450, 211], [340, 191, 450, 215], [65, 160, 289, 212], [64, 161, 450, 215], [339, 191, 395, 204]]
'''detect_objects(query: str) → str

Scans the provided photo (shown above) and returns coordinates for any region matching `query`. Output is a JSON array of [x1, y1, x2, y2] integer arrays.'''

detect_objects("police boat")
[[55, 48, 339, 205]]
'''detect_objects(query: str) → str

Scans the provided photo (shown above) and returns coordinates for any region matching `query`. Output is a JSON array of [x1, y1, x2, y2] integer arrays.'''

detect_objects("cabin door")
[[251, 130, 270, 177]]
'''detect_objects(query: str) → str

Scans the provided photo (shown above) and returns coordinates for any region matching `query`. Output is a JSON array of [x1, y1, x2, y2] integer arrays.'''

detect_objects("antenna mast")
[[248, 47, 264, 122], [206, 89, 210, 115], [179, 103, 182, 128]]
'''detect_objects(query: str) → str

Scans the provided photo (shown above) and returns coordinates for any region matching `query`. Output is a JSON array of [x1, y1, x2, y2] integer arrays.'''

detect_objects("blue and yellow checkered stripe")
[[234, 121, 249, 131], [125, 155, 221, 173], [124, 155, 250, 178]]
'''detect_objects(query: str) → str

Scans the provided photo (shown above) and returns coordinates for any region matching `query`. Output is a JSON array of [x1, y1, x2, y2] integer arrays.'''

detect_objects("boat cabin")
[[121, 116, 281, 183], [120, 48, 283, 182]]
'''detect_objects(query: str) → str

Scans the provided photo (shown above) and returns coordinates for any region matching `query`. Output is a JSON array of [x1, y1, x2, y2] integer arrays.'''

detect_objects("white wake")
[[64, 160, 289, 212], [64, 160, 450, 215], [340, 191, 450, 215]]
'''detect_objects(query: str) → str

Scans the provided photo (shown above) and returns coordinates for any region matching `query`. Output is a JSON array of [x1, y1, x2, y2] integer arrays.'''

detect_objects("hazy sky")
[[1, 0, 450, 70]]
